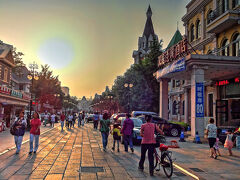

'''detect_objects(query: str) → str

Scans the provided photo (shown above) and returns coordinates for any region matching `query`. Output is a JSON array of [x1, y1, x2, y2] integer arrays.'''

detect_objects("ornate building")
[[156, 0, 240, 138], [132, 5, 159, 64]]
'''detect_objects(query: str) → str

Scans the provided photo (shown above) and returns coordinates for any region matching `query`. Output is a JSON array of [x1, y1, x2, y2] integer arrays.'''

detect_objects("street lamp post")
[[27, 62, 39, 130], [124, 83, 133, 113]]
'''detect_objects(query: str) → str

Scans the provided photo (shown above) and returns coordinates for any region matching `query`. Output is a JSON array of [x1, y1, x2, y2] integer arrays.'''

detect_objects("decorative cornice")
[[182, 0, 212, 23]]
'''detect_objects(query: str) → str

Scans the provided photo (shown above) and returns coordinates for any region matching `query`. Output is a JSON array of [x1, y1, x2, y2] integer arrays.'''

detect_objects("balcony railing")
[[209, 38, 240, 56], [207, 2, 229, 24]]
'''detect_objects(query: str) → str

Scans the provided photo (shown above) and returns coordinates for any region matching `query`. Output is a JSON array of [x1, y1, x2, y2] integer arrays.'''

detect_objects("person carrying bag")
[[11, 112, 27, 154]]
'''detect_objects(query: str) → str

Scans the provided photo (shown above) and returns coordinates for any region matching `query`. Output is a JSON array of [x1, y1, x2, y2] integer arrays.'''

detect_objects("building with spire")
[[132, 5, 159, 64]]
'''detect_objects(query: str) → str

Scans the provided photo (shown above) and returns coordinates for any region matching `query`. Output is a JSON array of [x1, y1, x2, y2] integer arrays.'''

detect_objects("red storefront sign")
[[215, 77, 240, 86], [158, 36, 189, 67]]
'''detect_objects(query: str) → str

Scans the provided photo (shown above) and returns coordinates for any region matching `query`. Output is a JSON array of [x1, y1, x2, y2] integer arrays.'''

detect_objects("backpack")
[[113, 131, 120, 140]]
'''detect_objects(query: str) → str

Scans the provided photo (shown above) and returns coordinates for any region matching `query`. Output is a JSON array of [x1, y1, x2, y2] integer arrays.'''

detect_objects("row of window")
[[189, 20, 201, 42], [189, 0, 239, 43], [208, 32, 240, 56]]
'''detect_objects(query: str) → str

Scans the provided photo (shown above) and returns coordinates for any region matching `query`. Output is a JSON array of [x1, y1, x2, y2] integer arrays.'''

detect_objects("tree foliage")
[[33, 64, 63, 106], [12, 47, 25, 75], [112, 37, 162, 113]]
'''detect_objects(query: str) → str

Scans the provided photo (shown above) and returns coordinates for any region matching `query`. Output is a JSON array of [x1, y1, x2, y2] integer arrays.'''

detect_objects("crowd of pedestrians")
[[9, 110, 240, 177]]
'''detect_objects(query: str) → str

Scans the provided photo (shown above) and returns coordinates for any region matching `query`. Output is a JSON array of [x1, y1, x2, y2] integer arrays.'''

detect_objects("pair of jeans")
[[78, 119, 81, 127], [123, 134, 133, 151], [138, 144, 155, 174], [113, 139, 119, 149], [14, 136, 23, 153], [82, 119, 84, 126], [101, 132, 109, 149], [94, 121, 98, 129], [30, 134, 39, 152], [61, 121, 64, 130]]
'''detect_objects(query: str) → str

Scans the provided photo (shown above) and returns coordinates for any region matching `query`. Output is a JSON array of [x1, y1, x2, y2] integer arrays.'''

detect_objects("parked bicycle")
[[153, 134, 173, 178]]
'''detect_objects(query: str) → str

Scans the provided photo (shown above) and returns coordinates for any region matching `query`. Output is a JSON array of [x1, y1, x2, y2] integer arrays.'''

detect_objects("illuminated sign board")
[[158, 36, 189, 67], [215, 77, 240, 86]]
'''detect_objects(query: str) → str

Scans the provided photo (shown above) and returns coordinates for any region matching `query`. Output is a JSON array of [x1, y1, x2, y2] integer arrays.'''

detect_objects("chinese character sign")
[[196, 83, 204, 117]]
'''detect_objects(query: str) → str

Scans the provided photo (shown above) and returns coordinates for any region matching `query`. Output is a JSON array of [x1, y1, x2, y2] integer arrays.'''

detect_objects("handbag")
[[10, 121, 17, 136]]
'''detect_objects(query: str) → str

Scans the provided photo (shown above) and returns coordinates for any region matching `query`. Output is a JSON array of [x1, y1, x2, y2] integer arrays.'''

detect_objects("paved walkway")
[[0, 124, 190, 180], [0, 123, 58, 153], [170, 140, 240, 180]]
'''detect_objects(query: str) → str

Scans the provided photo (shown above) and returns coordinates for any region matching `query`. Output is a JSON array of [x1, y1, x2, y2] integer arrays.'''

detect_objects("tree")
[[12, 47, 25, 75], [112, 37, 162, 113], [33, 64, 63, 109]]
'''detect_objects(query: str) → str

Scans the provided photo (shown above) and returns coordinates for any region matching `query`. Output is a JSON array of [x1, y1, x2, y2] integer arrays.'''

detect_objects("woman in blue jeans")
[[100, 112, 110, 151], [29, 112, 41, 154], [12, 112, 27, 154]]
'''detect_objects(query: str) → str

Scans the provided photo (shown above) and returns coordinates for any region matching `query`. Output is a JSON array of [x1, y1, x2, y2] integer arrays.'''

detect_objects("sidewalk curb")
[[0, 125, 60, 156]]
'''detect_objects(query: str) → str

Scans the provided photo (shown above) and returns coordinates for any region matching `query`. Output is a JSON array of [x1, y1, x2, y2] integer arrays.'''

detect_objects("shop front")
[[0, 86, 30, 128], [156, 45, 240, 137], [216, 77, 240, 128]]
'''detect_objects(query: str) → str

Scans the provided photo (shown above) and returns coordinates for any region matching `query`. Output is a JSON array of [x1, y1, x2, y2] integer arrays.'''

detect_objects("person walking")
[[43, 112, 49, 127], [72, 113, 76, 128], [68, 113, 73, 129], [214, 136, 221, 156], [29, 112, 41, 154], [82, 111, 85, 127], [50, 113, 55, 127], [224, 129, 234, 156], [121, 114, 134, 153], [138, 115, 163, 176], [206, 118, 218, 159], [93, 112, 99, 130], [100, 112, 110, 151], [65, 113, 69, 129], [78, 112, 82, 127], [111, 123, 122, 152], [60, 113, 65, 131], [12, 112, 27, 154]]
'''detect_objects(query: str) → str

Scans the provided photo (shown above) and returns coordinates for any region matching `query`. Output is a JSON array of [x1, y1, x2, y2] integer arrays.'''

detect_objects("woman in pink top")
[[138, 115, 163, 176]]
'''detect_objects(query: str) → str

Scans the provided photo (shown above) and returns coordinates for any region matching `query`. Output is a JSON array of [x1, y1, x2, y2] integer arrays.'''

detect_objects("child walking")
[[214, 137, 221, 156], [224, 130, 234, 156], [111, 124, 122, 152]]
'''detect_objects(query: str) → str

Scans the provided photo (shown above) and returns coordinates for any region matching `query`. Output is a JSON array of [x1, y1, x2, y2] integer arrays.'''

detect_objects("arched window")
[[172, 101, 177, 115], [207, 10, 214, 24], [232, 33, 240, 56], [196, 20, 201, 39], [232, 0, 239, 8], [221, 39, 229, 56], [190, 24, 194, 42]]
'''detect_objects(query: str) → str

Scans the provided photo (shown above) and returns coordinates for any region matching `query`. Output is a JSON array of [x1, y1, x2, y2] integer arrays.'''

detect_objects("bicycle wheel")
[[153, 152, 160, 169], [161, 152, 173, 178]]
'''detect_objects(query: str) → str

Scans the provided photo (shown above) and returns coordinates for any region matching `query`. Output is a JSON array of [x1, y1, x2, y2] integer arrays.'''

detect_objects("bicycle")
[[153, 135, 173, 178]]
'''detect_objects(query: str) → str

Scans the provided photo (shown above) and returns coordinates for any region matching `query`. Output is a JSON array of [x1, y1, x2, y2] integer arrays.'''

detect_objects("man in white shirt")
[[51, 113, 56, 127], [43, 112, 49, 127]]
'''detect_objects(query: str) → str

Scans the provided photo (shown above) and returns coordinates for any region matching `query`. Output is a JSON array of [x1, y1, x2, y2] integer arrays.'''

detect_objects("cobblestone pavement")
[[0, 124, 191, 180]]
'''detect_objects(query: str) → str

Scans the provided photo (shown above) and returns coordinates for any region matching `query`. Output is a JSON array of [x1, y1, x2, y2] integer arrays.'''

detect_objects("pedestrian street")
[[0, 124, 193, 180]]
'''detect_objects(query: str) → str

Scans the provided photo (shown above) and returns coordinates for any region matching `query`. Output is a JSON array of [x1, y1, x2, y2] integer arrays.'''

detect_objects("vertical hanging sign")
[[196, 83, 204, 117]]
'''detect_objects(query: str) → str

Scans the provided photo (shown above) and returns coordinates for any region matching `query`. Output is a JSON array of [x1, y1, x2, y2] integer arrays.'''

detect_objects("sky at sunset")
[[0, 0, 189, 98]]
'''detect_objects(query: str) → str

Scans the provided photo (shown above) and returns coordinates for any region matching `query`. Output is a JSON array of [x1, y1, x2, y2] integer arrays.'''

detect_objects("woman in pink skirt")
[[224, 129, 234, 156]]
